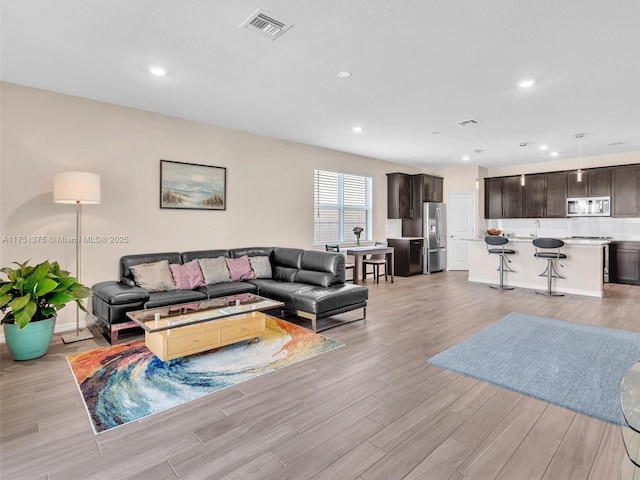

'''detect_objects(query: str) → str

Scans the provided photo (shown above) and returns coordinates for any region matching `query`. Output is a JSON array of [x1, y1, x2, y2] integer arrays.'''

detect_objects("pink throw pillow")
[[225, 256, 255, 282], [169, 260, 205, 289]]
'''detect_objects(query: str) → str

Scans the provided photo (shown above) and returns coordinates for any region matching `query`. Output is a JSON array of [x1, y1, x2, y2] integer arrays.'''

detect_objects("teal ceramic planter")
[[3, 317, 56, 361]]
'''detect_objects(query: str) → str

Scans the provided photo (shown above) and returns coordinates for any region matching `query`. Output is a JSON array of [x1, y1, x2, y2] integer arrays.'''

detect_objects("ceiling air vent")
[[240, 9, 293, 40], [454, 118, 480, 127], [607, 141, 625, 146]]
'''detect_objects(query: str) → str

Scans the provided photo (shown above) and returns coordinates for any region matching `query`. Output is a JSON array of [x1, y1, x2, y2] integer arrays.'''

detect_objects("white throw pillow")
[[249, 256, 272, 279], [129, 260, 177, 292], [198, 257, 231, 284]]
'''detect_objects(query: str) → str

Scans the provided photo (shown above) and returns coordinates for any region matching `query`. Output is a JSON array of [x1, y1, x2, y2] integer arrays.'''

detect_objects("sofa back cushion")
[[294, 251, 345, 287], [271, 248, 303, 282], [120, 252, 181, 286], [229, 247, 274, 259], [181, 249, 230, 264], [199, 257, 231, 284]]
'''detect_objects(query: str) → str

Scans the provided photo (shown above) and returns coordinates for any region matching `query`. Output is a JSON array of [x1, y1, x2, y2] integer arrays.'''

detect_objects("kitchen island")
[[468, 237, 608, 297]]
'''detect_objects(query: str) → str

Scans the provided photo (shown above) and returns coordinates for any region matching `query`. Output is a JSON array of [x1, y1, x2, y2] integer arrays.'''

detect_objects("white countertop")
[[473, 237, 610, 246]]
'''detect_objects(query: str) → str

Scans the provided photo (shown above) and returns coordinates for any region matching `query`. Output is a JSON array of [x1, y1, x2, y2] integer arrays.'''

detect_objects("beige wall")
[[0, 82, 410, 329]]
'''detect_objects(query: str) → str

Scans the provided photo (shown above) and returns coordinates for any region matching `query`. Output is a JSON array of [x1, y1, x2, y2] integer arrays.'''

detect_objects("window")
[[314, 169, 372, 245]]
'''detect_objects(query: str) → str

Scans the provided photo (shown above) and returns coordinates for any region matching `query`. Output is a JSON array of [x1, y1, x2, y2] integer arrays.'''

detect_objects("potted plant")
[[0, 260, 90, 360]]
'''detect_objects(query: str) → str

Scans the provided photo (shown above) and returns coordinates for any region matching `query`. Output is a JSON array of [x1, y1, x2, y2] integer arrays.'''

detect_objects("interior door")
[[448, 192, 475, 270]]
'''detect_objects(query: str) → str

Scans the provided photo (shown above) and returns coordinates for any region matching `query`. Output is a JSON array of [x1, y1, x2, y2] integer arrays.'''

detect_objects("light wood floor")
[[2, 272, 638, 480]]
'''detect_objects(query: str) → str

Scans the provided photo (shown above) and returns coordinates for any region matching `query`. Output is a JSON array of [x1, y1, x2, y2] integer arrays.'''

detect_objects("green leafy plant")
[[0, 260, 90, 329]]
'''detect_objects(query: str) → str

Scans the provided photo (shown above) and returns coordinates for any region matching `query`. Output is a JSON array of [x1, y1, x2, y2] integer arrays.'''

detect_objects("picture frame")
[[160, 160, 226, 210]]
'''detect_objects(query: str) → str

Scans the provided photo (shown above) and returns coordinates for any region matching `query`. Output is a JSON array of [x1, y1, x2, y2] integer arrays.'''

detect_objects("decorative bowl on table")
[[486, 229, 501, 236]]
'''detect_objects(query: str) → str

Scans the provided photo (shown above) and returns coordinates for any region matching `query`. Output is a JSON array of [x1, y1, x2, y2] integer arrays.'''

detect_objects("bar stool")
[[532, 238, 567, 296], [485, 236, 516, 290]]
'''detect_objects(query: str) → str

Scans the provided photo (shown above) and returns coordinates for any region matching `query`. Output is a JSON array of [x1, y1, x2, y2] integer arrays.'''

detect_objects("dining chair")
[[325, 244, 355, 282], [362, 241, 388, 284]]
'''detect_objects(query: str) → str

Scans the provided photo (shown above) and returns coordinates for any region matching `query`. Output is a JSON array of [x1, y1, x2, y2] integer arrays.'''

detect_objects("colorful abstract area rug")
[[67, 317, 343, 434]]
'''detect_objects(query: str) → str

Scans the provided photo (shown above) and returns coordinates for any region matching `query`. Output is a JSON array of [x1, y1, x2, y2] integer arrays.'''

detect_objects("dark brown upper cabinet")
[[612, 165, 640, 217], [485, 164, 639, 219], [588, 168, 611, 196], [426, 175, 444, 202], [567, 169, 589, 197], [567, 167, 611, 198], [503, 176, 523, 218], [485, 177, 504, 219], [523, 174, 546, 218], [545, 171, 568, 217], [387, 173, 412, 219]]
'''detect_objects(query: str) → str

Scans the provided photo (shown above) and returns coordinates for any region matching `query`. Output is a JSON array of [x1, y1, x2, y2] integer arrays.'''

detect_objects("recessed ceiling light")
[[517, 79, 535, 88], [338, 71, 352, 79], [539, 145, 548, 151], [352, 126, 363, 133], [550, 151, 559, 157], [462, 156, 470, 161], [149, 66, 167, 76]]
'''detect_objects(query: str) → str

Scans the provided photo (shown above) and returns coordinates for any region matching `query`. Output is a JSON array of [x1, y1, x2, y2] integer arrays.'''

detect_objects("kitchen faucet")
[[534, 219, 540, 238]]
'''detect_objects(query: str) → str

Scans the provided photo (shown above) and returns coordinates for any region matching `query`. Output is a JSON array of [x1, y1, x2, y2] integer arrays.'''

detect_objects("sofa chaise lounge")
[[92, 247, 368, 344]]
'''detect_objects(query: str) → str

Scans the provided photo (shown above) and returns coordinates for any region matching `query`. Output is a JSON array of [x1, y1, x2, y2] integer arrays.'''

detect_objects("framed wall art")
[[160, 160, 226, 210]]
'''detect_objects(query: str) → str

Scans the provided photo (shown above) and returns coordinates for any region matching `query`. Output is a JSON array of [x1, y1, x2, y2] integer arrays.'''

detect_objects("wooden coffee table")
[[126, 293, 284, 362]]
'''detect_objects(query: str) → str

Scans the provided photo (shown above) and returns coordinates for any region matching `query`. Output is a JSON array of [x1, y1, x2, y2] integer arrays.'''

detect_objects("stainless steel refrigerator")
[[423, 202, 447, 273]]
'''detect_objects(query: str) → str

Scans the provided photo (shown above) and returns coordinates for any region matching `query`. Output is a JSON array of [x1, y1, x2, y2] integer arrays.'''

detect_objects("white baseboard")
[[0, 319, 89, 344], [467, 276, 603, 298]]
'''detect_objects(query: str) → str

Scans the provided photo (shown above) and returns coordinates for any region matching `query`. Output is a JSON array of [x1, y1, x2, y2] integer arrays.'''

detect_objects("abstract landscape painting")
[[160, 160, 226, 210]]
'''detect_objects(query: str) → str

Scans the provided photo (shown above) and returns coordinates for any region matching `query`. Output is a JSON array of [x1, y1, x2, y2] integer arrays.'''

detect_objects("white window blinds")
[[314, 169, 372, 245]]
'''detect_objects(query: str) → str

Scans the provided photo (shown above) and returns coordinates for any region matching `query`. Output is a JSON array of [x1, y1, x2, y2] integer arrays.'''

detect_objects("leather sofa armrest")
[[92, 281, 150, 305]]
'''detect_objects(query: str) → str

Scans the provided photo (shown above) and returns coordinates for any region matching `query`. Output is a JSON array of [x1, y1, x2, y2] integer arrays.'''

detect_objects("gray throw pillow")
[[249, 256, 272, 279], [198, 257, 231, 284], [129, 260, 177, 292]]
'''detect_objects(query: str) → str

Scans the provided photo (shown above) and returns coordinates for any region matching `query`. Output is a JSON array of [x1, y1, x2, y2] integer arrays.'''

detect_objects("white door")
[[448, 192, 475, 270]]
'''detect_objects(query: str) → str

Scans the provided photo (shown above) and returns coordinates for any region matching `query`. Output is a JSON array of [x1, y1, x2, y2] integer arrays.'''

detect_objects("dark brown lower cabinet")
[[387, 238, 424, 276], [610, 241, 640, 285]]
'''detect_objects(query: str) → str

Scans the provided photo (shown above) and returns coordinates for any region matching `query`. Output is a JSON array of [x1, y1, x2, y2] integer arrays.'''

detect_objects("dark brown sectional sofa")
[[92, 247, 368, 343]]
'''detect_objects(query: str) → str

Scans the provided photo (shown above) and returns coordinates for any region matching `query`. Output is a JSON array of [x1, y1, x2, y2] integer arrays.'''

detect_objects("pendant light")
[[473, 149, 482, 190], [575, 133, 584, 182], [519, 143, 527, 186]]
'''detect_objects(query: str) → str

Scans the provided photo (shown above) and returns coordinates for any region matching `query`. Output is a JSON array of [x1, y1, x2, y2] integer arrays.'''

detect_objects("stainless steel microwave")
[[566, 196, 610, 217]]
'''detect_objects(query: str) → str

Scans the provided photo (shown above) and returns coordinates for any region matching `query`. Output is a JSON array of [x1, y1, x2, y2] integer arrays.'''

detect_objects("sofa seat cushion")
[[144, 290, 207, 309], [255, 281, 368, 315], [92, 281, 150, 305], [196, 281, 258, 299]]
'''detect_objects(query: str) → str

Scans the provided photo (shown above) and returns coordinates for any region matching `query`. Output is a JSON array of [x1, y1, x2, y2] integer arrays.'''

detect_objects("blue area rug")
[[428, 312, 640, 425]]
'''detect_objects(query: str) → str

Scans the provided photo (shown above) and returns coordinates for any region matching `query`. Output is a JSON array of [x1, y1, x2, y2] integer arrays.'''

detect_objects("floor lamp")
[[54, 171, 101, 343]]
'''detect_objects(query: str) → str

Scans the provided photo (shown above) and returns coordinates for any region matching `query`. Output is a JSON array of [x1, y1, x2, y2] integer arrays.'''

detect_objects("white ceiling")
[[2, 0, 639, 169]]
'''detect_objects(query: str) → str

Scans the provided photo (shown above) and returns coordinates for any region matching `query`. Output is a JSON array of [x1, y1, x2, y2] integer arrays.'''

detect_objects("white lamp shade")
[[53, 171, 101, 204]]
